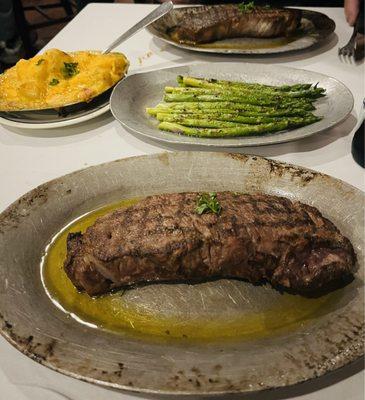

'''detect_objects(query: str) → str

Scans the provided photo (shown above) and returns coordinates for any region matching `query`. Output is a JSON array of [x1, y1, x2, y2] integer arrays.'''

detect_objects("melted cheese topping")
[[0, 49, 129, 111]]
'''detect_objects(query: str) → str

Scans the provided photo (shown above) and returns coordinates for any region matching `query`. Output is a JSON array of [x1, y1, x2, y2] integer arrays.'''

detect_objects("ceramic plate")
[[0, 152, 363, 396], [110, 62, 353, 148], [0, 87, 112, 130], [147, 8, 335, 55]]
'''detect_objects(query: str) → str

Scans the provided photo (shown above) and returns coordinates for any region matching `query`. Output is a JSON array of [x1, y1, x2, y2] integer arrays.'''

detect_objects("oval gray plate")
[[0, 152, 363, 396], [147, 8, 335, 55], [110, 63, 353, 148]]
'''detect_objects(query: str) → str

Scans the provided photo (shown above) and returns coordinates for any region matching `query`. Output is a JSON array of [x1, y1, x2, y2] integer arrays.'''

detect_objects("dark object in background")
[[356, 0, 364, 34], [355, 3, 364, 61], [77, 0, 114, 10], [352, 120, 364, 168], [0, 0, 17, 42], [11, 0, 76, 58], [0, 0, 24, 65], [350, 0, 365, 165]]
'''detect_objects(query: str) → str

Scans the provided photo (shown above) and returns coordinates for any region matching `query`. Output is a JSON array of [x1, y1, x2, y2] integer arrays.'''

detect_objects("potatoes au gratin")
[[0, 49, 129, 111]]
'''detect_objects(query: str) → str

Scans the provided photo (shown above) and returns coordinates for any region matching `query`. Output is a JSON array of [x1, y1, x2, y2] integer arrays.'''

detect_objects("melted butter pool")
[[42, 199, 341, 342], [197, 36, 299, 50]]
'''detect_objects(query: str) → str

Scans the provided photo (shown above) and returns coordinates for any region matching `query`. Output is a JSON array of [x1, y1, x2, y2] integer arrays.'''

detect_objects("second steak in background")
[[167, 5, 302, 44]]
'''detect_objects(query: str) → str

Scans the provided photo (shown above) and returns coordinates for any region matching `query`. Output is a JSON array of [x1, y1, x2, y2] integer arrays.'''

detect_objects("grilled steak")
[[64, 192, 356, 296], [166, 5, 302, 44]]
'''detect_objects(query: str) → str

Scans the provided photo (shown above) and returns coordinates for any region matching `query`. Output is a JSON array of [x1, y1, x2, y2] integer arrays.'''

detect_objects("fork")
[[338, 15, 360, 58], [338, 5, 364, 57]]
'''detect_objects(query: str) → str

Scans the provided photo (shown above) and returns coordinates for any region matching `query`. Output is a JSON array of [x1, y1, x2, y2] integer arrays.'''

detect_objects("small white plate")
[[0, 89, 111, 130]]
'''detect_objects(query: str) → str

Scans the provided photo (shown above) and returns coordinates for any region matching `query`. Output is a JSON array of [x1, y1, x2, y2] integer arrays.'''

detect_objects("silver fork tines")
[[339, 24, 358, 58]]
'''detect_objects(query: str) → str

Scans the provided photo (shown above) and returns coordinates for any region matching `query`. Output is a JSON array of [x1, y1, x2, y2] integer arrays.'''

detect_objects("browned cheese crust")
[[64, 192, 356, 296]]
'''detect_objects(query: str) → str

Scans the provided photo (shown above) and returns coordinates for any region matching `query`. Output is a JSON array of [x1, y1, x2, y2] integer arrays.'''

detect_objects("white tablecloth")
[[0, 4, 364, 399]]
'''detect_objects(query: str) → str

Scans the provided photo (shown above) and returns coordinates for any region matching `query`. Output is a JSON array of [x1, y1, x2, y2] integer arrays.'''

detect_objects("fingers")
[[344, 0, 360, 26]]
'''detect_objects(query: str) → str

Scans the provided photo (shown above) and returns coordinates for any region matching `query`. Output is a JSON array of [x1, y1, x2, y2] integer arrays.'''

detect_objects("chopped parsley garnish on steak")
[[196, 192, 222, 215], [238, 1, 255, 12]]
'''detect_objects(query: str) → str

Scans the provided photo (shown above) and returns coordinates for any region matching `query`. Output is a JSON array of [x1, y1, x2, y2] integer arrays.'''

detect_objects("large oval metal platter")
[[147, 8, 336, 55], [111, 62, 353, 148], [0, 152, 363, 396]]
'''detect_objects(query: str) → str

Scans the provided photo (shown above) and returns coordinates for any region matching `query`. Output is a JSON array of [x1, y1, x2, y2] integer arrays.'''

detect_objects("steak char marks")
[[167, 5, 302, 44], [65, 192, 356, 296]]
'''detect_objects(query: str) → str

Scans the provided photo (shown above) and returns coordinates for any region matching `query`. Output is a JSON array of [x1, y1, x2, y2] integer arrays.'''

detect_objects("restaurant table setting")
[[0, 3, 364, 400]]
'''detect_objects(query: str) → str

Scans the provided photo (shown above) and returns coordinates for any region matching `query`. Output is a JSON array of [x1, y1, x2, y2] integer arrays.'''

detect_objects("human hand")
[[344, 0, 360, 26]]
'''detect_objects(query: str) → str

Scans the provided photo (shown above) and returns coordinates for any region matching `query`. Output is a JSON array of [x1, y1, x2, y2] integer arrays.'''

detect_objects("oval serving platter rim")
[[0, 152, 363, 396], [147, 8, 336, 55], [110, 62, 354, 148]]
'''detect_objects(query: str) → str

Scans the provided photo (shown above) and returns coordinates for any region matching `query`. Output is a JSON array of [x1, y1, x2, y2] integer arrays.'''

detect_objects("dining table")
[[0, 3, 364, 400]]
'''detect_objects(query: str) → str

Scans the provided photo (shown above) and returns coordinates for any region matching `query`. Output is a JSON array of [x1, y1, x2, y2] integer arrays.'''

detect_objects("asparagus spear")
[[178, 76, 320, 94], [148, 101, 299, 113], [157, 117, 244, 128], [148, 107, 313, 118], [166, 85, 325, 99], [163, 93, 313, 108], [146, 101, 314, 115], [156, 113, 321, 126], [158, 121, 290, 137], [149, 108, 313, 118]]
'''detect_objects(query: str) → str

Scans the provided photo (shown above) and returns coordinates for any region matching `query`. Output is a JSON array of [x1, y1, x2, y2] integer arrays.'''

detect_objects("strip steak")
[[64, 192, 356, 296]]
